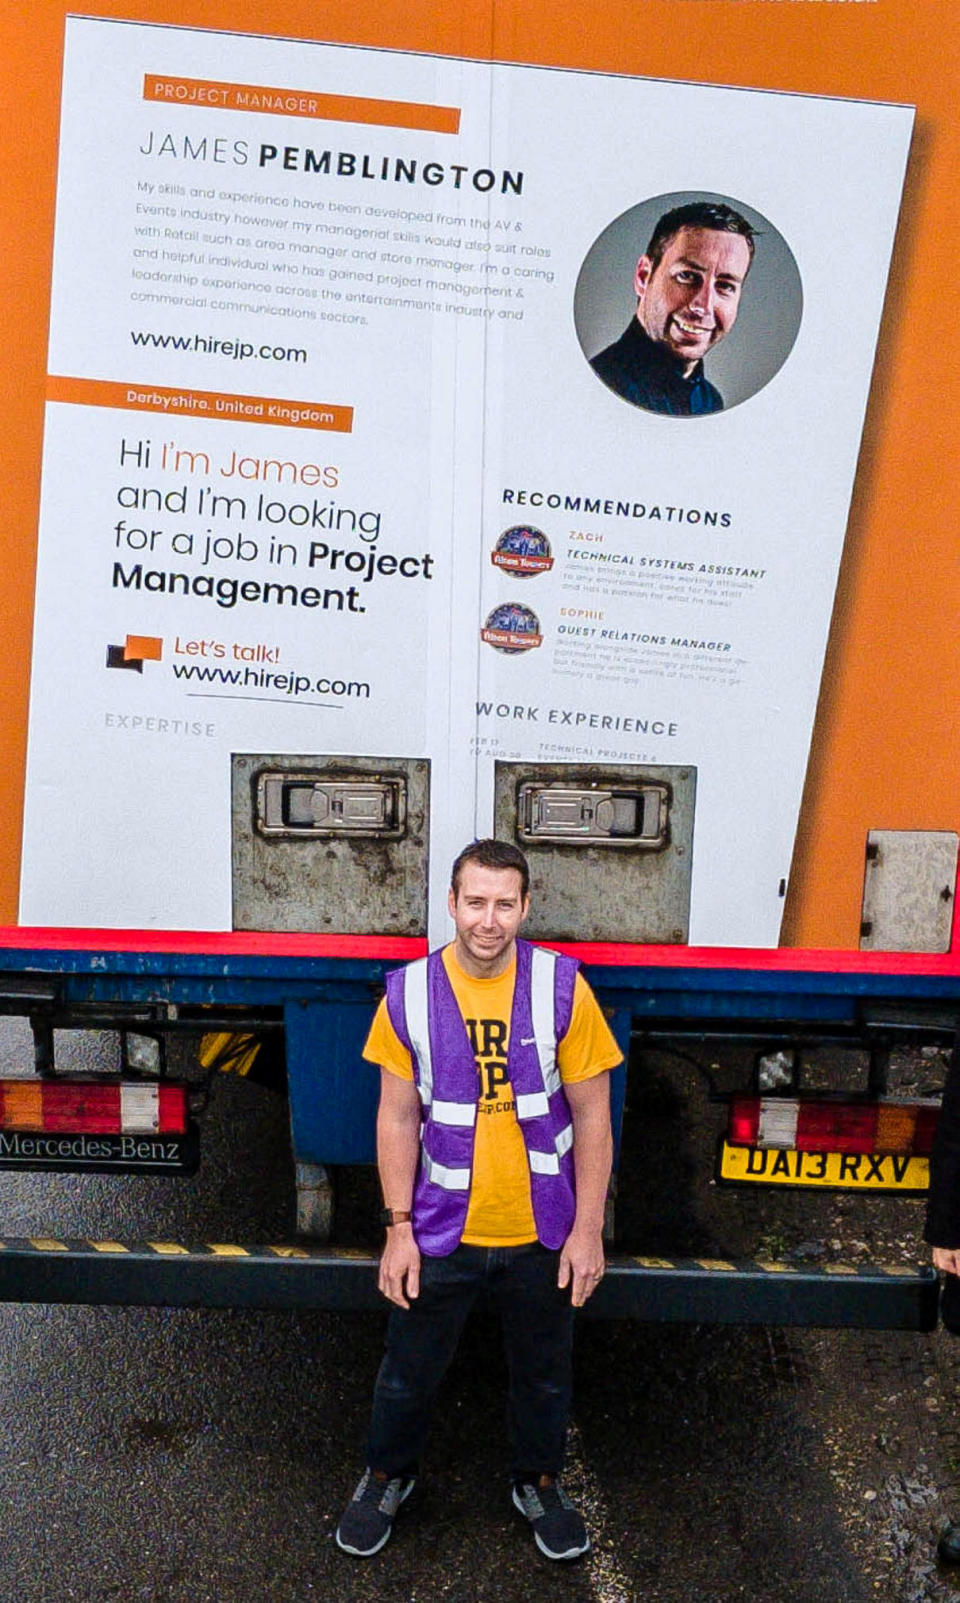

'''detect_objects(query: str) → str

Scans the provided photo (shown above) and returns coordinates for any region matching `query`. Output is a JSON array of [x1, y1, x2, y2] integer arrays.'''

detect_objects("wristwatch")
[[380, 1208, 412, 1227]]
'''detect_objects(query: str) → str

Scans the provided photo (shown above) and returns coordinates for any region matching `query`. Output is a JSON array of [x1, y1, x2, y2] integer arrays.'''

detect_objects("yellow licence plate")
[[718, 1140, 929, 1192]]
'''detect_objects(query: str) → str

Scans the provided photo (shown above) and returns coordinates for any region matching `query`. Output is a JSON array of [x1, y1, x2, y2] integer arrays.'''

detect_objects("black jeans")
[[366, 1242, 574, 1482]]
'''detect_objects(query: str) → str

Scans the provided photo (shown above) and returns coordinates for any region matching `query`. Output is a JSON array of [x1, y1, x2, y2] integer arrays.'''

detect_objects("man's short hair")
[[450, 838, 530, 900], [644, 201, 756, 274]]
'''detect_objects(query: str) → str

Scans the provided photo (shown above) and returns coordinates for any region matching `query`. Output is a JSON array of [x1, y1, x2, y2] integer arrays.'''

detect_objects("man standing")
[[336, 838, 622, 1561], [590, 200, 755, 416]]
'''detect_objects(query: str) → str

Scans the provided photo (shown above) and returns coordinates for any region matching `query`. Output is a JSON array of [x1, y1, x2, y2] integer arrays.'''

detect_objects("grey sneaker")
[[512, 1478, 590, 1560], [335, 1468, 415, 1556]]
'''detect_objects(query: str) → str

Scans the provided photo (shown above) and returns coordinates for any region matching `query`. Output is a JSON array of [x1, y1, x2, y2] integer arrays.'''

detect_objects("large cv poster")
[[20, 17, 912, 943]]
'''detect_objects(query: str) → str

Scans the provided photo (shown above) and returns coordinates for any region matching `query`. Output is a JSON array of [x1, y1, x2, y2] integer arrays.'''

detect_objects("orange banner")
[[45, 375, 353, 433], [0, 0, 956, 947], [143, 73, 461, 133]]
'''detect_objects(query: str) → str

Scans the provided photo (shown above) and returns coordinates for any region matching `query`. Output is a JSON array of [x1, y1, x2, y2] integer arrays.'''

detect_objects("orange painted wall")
[[1, 1, 956, 945]]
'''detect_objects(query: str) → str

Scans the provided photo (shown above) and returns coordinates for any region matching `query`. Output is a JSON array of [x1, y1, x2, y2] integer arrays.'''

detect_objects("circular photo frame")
[[574, 191, 803, 417]]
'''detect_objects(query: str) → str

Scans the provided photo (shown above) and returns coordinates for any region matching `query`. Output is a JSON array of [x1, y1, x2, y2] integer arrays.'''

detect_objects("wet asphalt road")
[[1, 1021, 960, 1602]]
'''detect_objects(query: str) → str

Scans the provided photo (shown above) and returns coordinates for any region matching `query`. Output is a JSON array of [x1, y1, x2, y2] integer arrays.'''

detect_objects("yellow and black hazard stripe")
[[0, 1241, 938, 1328]]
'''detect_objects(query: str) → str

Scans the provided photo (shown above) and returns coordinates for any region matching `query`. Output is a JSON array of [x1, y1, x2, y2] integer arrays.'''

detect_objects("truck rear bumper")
[[0, 1238, 938, 1328]]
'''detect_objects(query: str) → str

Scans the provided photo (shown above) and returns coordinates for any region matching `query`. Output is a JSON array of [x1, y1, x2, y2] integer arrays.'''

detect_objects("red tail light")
[[796, 1102, 876, 1153], [728, 1096, 938, 1156], [728, 1097, 760, 1145], [0, 1081, 188, 1135]]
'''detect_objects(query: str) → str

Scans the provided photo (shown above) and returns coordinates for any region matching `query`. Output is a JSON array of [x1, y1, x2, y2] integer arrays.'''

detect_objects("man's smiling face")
[[448, 863, 529, 978], [634, 225, 752, 376]]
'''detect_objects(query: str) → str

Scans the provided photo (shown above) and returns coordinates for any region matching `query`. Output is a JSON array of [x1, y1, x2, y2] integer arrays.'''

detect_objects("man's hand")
[[379, 1223, 421, 1309], [558, 1223, 605, 1308], [933, 1246, 960, 1277]]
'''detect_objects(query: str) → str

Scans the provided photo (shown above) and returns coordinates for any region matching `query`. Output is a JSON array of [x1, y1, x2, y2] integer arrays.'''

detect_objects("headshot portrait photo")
[[574, 191, 803, 418]]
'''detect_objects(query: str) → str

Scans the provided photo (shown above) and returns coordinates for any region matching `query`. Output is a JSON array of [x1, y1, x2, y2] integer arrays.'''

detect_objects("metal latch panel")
[[517, 783, 668, 847], [256, 773, 406, 839], [860, 829, 959, 953]]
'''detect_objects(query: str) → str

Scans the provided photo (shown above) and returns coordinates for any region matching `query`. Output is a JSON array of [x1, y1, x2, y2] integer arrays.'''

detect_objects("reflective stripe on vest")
[[431, 1099, 477, 1128], [402, 955, 434, 1108], [421, 1150, 471, 1191], [527, 1122, 574, 1175], [530, 946, 561, 1096]]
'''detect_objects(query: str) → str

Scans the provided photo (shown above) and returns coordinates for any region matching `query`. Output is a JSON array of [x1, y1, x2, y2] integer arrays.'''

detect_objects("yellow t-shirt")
[[362, 945, 623, 1247]]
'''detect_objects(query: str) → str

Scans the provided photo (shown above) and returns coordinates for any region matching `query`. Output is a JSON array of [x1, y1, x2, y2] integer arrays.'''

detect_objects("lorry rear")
[[0, 0, 956, 1321]]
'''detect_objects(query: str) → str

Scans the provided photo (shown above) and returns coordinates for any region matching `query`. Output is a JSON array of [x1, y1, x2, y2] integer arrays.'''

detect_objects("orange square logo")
[[125, 635, 163, 661]]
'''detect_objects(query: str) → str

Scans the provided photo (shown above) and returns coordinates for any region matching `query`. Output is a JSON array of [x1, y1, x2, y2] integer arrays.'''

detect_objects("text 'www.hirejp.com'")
[[130, 329, 307, 363]]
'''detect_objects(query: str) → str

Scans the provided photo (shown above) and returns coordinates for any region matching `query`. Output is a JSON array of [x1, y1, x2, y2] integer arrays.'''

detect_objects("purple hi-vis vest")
[[384, 938, 579, 1256]]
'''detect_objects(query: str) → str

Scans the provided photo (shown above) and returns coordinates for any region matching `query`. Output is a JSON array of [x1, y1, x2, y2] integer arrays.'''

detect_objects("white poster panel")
[[471, 74, 913, 946], [20, 19, 912, 943]]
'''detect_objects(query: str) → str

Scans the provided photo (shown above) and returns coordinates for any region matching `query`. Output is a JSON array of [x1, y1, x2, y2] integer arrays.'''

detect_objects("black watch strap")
[[380, 1208, 412, 1227]]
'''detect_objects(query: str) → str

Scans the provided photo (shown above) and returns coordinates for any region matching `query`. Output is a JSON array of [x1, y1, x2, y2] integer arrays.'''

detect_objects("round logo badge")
[[491, 524, 554, 578], [481, 602, 543, 654]]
